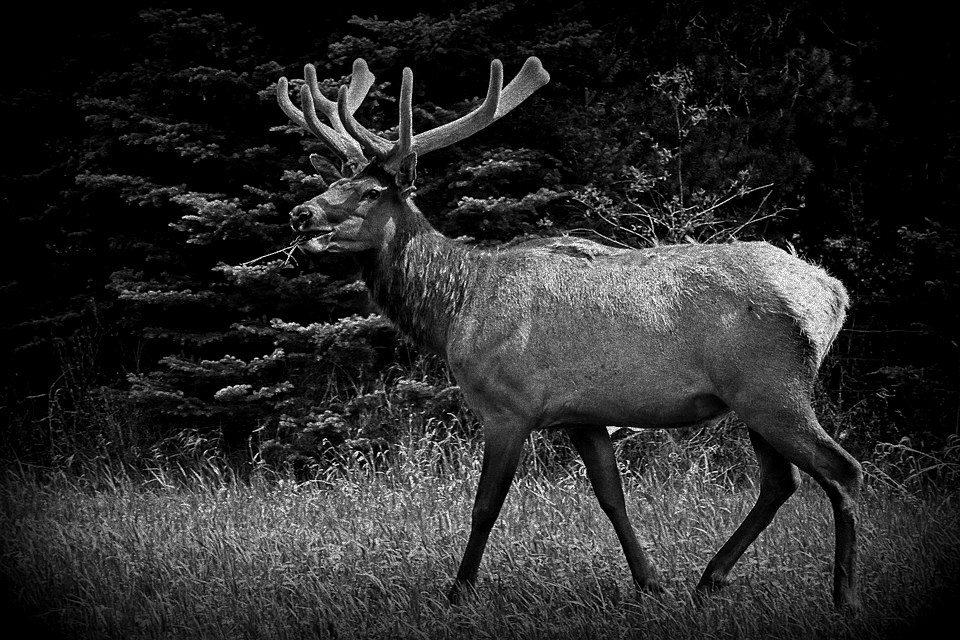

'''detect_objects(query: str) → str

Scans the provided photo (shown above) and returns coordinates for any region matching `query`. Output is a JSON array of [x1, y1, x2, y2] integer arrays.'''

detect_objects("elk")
[[275, 57, 863, 610]]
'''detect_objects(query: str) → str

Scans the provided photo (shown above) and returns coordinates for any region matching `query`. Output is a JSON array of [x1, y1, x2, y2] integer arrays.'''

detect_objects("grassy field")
[[2, 437, 959, 640]]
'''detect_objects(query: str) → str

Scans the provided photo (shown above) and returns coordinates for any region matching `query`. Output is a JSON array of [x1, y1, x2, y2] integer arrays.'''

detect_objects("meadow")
[[2, 433, 959, 640]]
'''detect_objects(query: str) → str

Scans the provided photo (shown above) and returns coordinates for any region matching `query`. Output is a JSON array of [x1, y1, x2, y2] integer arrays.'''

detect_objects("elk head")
[[277, 57, 550, 254]]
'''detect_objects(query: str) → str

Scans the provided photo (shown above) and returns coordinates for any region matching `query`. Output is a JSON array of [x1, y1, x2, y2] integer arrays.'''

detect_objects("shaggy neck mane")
[[359, 198, 479, 356]]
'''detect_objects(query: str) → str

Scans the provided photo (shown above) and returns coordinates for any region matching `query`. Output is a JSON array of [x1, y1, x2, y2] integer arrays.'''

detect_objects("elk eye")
[[362, 188, 382, 201]]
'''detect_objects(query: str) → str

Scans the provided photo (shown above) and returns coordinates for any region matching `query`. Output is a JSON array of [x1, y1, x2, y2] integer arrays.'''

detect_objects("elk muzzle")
[[289, 202, 337, 254], [290, 203, 324, 232]]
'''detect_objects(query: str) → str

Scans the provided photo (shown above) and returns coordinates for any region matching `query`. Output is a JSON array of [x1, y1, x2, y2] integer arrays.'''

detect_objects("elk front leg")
[[448, 424, 527, 603], [567, 425, 662, 592]]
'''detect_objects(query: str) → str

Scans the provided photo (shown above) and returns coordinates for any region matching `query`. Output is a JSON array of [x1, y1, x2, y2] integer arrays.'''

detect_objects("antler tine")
[[408, 59, 504, 158], [277, 76, 309, 129], [345, 59, 376, 115], [303, 60, 375, 134], [277, 65, 365, 166], [303, 64, 347, 138], [493, 56, 550, 120], [337, 85, 394, 160], [390, 67, 415, 165], [299, 83, 367, 162]]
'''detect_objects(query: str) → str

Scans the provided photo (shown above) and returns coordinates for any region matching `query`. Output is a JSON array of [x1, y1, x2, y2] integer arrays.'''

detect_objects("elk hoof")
[[695, 575, 730, 593], [636, 578, 666, 595], [692, 577, 730, 605], [447, 580, 477, 605], [834, 593, 862, 613]]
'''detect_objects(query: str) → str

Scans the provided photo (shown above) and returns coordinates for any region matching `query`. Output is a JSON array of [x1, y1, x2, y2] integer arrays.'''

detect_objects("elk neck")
[[358, 197, 480, 357]]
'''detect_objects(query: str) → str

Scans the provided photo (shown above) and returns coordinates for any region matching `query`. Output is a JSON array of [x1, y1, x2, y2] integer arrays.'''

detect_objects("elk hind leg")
[[736, 402, 863, 610], [696, 429, 801, 591], [567, 425, 662, 592]]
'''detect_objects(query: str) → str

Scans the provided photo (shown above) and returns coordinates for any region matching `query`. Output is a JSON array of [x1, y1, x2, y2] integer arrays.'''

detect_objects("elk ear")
[[308, 153, 341, 184], [395, 153, 417, 196]]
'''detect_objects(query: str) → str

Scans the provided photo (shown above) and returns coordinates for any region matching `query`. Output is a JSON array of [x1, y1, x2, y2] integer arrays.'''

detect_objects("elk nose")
[[289, 205, 314, 230]]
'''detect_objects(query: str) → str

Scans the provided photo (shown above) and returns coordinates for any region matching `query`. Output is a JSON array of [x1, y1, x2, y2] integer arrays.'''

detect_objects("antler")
[[338, 57, 550, 172], [279, 57, 550, 176], [277, 59, 376, 174]]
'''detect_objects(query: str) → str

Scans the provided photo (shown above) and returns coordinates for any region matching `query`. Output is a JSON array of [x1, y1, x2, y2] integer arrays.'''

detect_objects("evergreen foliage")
[[2, 2, 957, 471]]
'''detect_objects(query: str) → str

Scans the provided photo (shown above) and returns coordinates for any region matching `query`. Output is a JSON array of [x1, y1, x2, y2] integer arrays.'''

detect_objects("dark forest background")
[[1, 1, 958, 475]]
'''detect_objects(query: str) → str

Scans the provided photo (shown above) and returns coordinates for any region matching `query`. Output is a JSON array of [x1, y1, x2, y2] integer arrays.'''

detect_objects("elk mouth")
[[296, 230, 335, 253]]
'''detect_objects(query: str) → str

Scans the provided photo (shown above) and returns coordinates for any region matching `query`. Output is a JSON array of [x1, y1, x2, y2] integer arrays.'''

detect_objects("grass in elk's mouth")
[[240, 237, 305, 267], [240, 233, 331, 267]]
